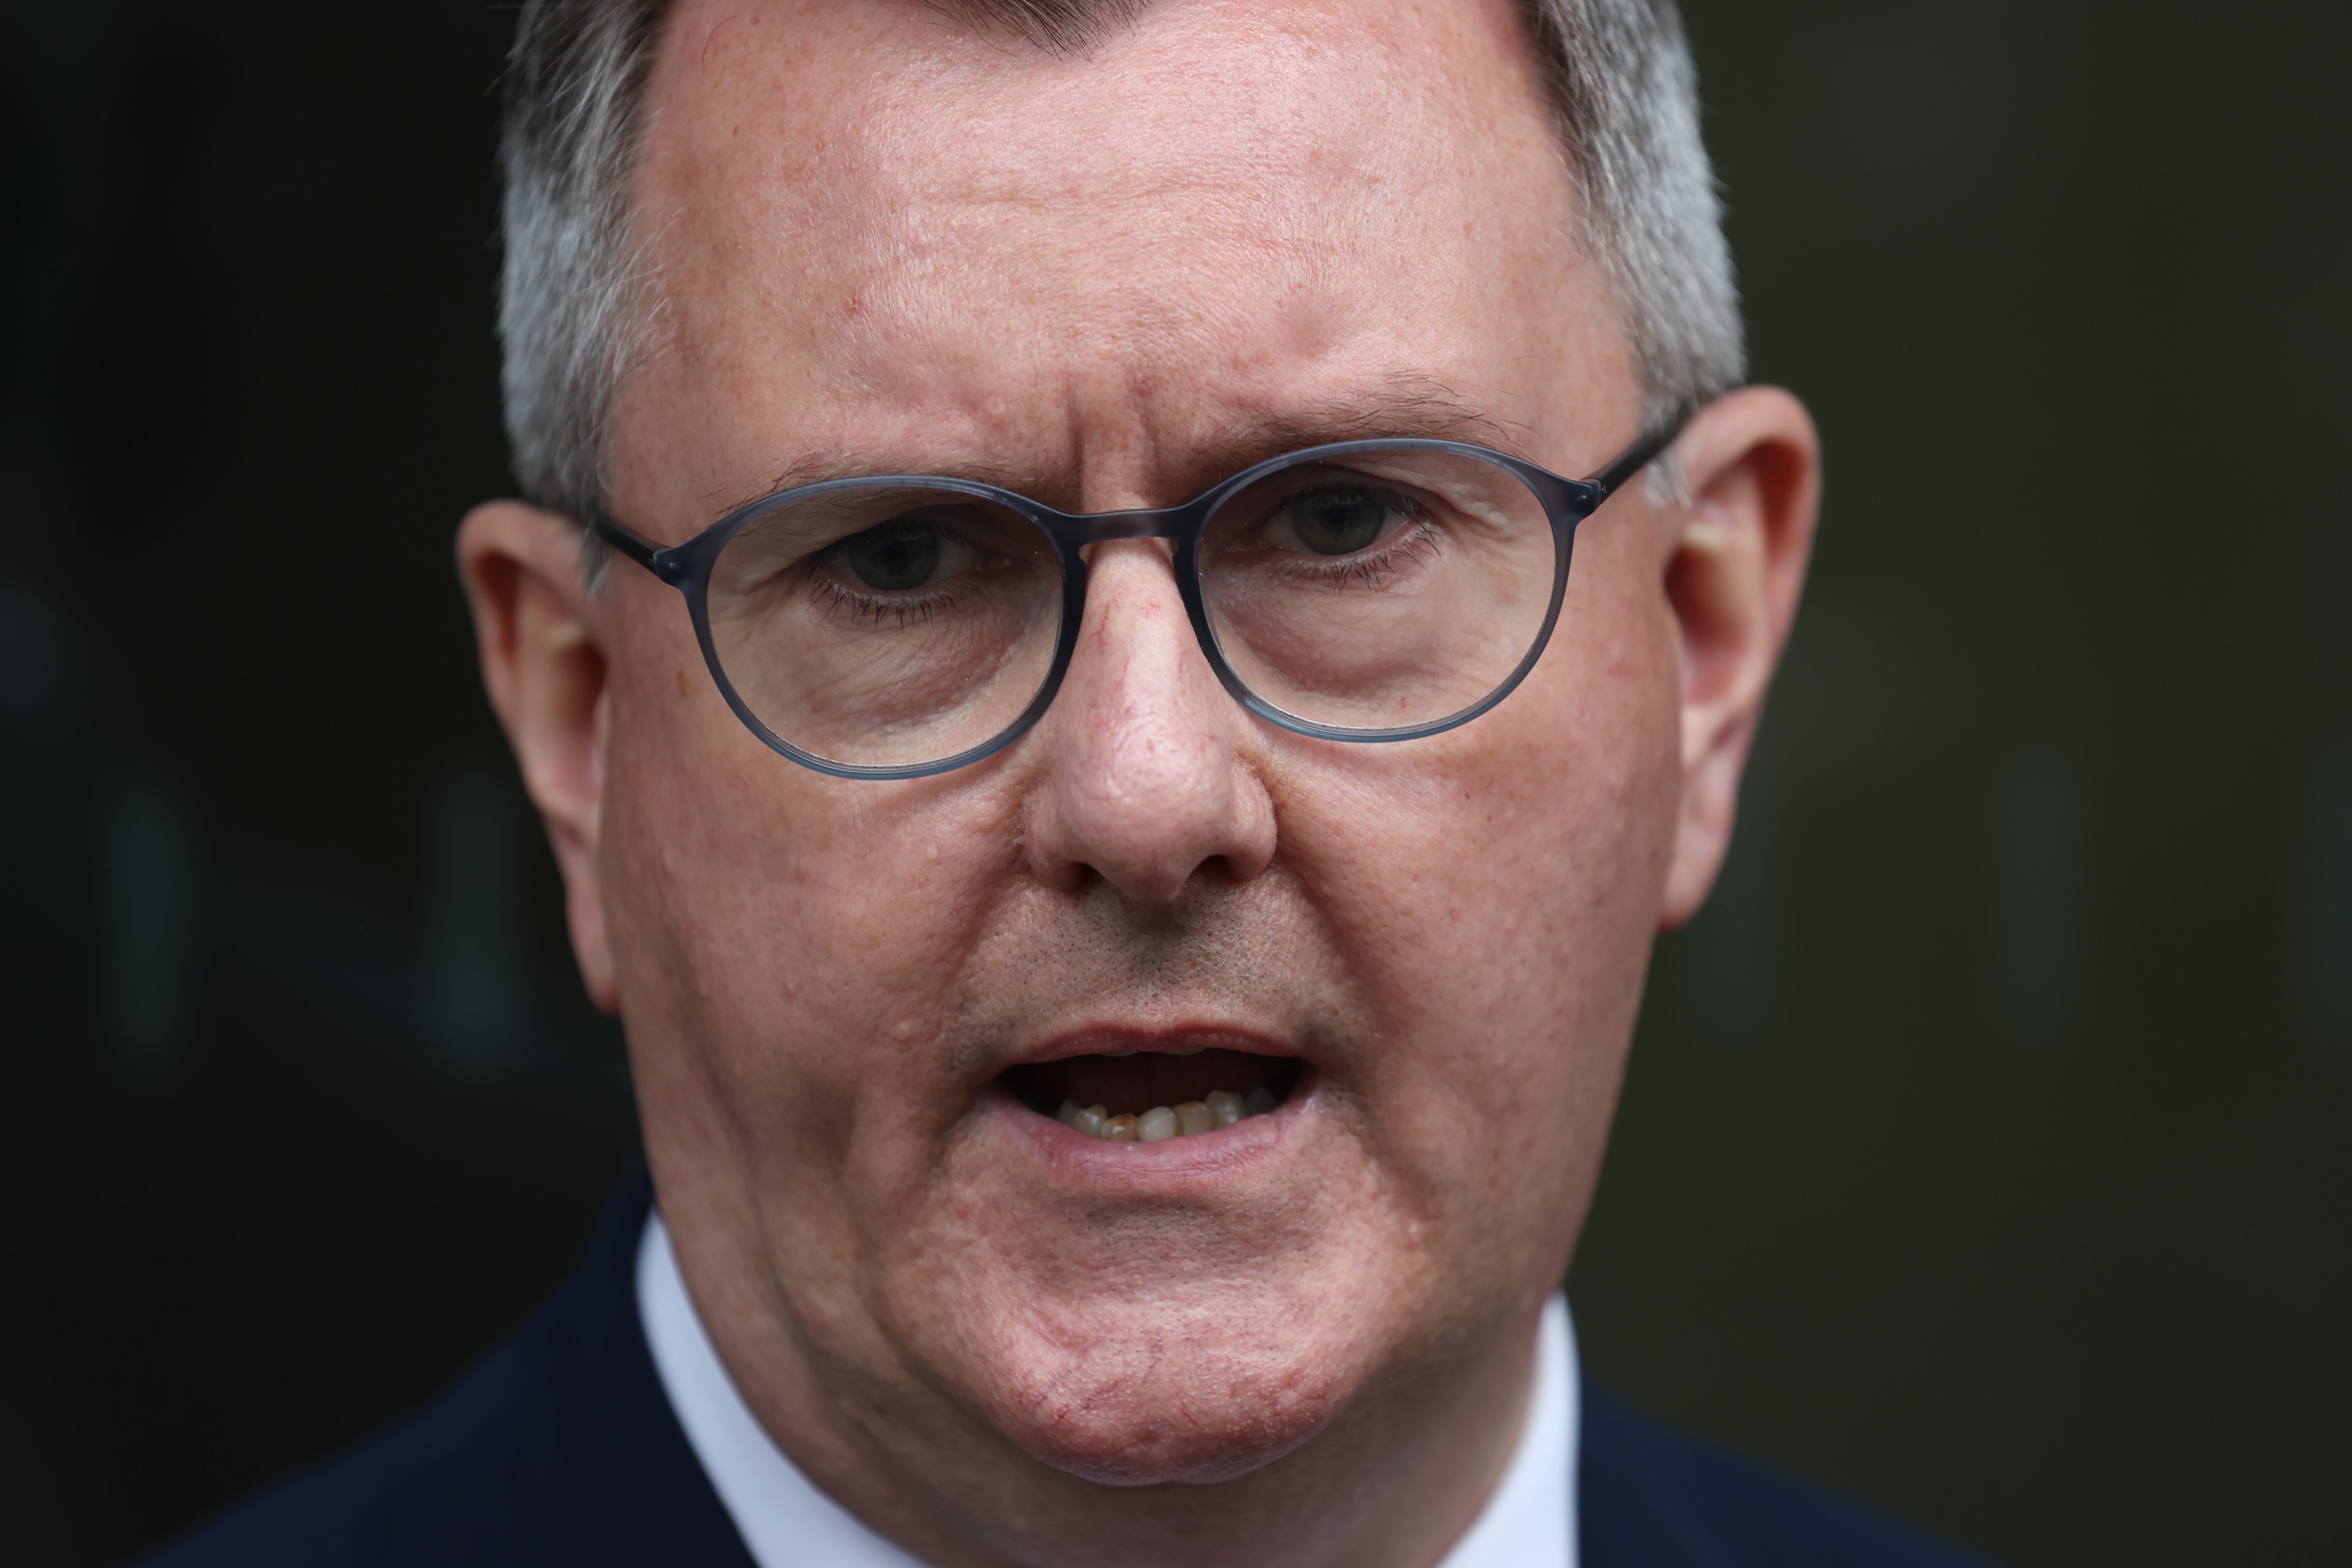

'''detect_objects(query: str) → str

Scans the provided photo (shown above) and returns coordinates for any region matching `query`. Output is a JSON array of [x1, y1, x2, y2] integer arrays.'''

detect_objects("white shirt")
[[639, 1212, 1580, 1567]]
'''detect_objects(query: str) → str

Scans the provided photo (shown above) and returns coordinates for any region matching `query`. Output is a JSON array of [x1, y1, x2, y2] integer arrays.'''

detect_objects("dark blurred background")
[[0, 1, 2343, 1562]]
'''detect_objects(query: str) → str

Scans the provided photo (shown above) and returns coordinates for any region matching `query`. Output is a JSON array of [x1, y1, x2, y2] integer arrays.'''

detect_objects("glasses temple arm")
[[589, 512, 681, 583], [1583, 406, 1696, 502]]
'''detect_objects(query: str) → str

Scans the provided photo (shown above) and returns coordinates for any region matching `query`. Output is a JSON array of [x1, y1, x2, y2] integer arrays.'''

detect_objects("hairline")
[[499, 0, 1741, 572]]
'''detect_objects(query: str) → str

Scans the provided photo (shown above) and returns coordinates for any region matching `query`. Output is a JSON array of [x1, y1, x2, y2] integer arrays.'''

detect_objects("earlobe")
[[1654, 388, 1820, 930], [456, 501, 621, 1012]]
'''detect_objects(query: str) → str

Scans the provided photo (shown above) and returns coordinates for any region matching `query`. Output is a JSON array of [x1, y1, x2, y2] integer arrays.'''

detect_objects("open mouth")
[[1001, 1047, 1302, 1143]]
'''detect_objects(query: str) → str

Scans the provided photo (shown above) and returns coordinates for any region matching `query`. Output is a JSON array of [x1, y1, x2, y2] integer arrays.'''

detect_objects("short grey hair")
[[496, 0, 1743, 531]]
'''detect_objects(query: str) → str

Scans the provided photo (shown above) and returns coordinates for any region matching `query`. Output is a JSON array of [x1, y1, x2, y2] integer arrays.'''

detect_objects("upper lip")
[[1004, 1025, 1302, 1069]]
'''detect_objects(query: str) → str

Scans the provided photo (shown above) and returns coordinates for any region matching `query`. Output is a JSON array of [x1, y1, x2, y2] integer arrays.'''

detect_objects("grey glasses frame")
[[591, 412, 1690, 781]]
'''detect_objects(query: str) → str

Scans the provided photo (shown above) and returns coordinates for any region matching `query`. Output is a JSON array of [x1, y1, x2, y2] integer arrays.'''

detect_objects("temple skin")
[[456, 2, 1819, 1565]]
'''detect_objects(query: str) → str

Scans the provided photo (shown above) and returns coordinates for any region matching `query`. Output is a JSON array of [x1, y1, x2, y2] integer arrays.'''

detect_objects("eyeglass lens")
[[701, 449, 1558, 771], [705, 486, 1063, 771], [1197, 449, 1556, 733]]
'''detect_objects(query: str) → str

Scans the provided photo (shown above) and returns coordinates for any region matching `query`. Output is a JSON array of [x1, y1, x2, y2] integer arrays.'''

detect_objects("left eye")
[[1262, 486, 1418, 556], [835, 516, 977, 592]]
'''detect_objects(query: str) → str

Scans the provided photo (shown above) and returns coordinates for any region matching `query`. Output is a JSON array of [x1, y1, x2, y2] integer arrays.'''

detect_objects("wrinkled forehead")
[[623, 0, 1615, 494]]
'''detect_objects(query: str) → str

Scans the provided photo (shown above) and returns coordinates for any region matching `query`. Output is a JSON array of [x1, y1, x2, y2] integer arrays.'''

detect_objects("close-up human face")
[[465, 0, 1805, 1557]]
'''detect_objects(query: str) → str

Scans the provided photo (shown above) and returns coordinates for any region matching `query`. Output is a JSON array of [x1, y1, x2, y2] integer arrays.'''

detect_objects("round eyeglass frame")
[[589, 413, 1690, 781]]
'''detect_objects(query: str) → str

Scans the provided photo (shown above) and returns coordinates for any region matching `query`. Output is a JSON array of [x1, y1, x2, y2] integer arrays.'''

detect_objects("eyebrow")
[[1232, 383, 1536, 469], [710, 377, 1535, 521]]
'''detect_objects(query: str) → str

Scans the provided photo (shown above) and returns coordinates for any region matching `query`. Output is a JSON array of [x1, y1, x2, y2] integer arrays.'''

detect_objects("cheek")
[[594, 601, 1020, 1177], [1268, 548, 1679, 1225]]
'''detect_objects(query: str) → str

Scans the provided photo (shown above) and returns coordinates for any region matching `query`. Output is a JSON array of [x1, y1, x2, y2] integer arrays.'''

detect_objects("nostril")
[[1026, 746, 1267, 905]]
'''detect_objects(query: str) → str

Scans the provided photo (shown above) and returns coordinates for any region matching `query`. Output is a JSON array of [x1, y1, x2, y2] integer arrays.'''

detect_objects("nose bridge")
[[1023, 538, 1274, 905], [1053, 501, 1194, 546], [1062, 542, 1223, 786]]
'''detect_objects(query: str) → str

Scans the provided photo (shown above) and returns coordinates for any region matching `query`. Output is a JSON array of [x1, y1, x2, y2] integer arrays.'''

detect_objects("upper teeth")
[[1056, 1085, 1278, 1141]]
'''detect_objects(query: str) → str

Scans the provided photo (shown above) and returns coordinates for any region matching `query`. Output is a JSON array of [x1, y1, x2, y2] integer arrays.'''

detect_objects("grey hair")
[[496, 0, 670, 533], [496, 0, 1743, 536]]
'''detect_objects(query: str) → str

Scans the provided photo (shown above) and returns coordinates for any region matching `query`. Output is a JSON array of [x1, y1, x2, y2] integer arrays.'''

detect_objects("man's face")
[[532, 0, 1751, 1519]]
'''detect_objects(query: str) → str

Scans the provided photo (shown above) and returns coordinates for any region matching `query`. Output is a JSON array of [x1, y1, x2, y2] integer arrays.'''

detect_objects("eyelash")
[[809, 575, 970, 628], [1267, 515, 1448, 589], [801, 523, 984, 628]]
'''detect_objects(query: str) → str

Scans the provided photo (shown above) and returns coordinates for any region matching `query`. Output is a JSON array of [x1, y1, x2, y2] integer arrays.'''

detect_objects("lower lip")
[[979, 1071, 1314, 1186]]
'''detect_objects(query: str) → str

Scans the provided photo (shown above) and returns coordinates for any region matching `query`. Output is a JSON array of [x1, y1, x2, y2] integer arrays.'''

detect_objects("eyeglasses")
[[591, 414, 1688, 780]]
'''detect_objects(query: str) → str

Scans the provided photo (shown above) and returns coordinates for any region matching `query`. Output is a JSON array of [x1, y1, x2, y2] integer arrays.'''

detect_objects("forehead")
[[622, 0, 1626, 505]]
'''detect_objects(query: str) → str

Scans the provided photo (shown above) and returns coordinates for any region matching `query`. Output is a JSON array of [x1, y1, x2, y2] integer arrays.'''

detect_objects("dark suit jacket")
[[144, 1168, 1988, 1567]]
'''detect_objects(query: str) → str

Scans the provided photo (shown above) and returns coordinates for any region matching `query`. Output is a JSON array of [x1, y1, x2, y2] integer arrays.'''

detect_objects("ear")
[[456, 502, 619, 1011], [1655, 386, 1821, 930]]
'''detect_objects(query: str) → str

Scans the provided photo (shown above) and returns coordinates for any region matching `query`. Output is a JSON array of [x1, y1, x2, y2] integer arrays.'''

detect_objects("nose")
[[1022, 539, 1277, 906]]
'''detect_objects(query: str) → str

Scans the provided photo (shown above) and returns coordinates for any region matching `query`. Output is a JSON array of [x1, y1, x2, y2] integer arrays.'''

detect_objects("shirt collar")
[[638, 1212, 1579, 1568]]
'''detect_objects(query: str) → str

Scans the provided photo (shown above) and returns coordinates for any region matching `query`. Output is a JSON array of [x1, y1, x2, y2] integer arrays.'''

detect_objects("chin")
[[878, 1077, 1437, 1488], [955, 1292, 1370, 1487]]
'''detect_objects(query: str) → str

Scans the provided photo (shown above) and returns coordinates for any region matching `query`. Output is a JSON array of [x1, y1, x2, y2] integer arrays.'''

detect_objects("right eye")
[[835, 517, 976, 593]]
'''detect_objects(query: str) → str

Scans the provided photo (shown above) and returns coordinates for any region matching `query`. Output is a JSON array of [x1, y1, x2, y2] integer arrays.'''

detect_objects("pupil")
[[845, 523, 943, 591], [1292, 490, 1385, 555]]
